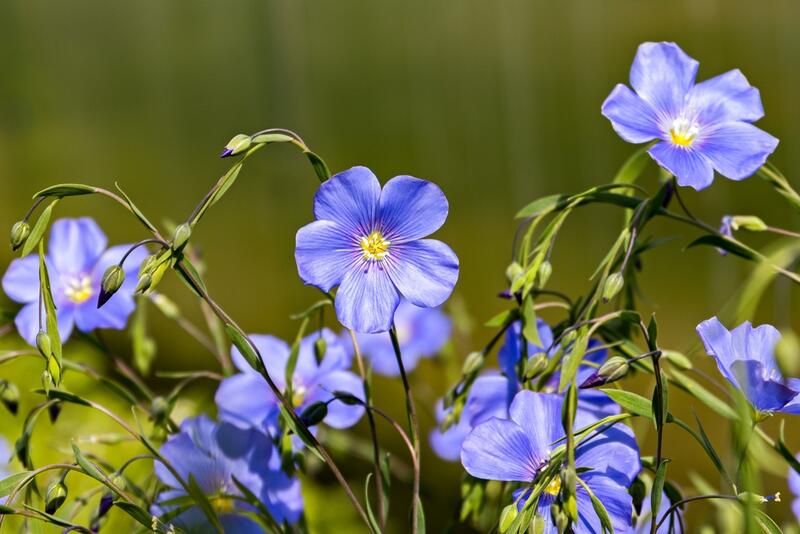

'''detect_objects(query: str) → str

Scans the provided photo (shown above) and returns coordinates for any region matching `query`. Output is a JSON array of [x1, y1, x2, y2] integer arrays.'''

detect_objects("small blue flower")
[[295, 166, 459, 333], [461, 391, 641, 532], [153, 416, 303, 531], [789, 461, 800, 519], [1, 218, 147, 346], [697, 316, 800, 414], [602, 42, 778, 191], [346, 300, 451, 376], [215, 329, 365, 435]]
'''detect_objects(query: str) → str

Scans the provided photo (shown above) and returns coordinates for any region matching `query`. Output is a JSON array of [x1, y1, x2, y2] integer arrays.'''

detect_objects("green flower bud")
[[172, 223, 192, 252], [36, 330, 52, 359], [221, 134, 252, 157], [313, 336, 327, 364], [602, 272, 625, 303], [730, 215, 768, 232], [135, 273, 153, 295], [505, 262, 524, 285], [538, 260, 553, 287], [10, 221, 30, 251], [580, 356, 629, 388], [461, 351, 485, 375], [524, 354, 548, 380], [98, 265, 125, 308], [499, 503, 518, 533], [47, 356, 61, 385], [41, 370, 52, 394], [331, 391, 361, 406], [139, 254, 158, 276], [300, 401, 328, 427], [150, 396, 169, 422], [0, 381, 19, 415], [45, 480, 68, 515]]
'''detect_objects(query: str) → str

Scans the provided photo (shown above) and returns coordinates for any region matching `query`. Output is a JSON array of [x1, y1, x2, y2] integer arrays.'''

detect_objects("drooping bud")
[[45, 480, 68, 514], [602, 272, 625, 303], [47, 401, 62, 424], [0, 382, 19, 415], [10, 221, 30, 251], [313, 336, 327, 364], [221, 134, 252, 158], [332, 391, 362, 406], [537, 260, 553, 287], [579, 356, 630, 389], [36, 330, 52, 359], [505, 262, 524, 286], [300, 401, 328, 427], [149, 396, 169, 423], [461, 351, 484, 375], [98, 265, 125, 308], [524, 354, 548, 380], [172, 223, 192, 252], [730, 215, 768, 232]]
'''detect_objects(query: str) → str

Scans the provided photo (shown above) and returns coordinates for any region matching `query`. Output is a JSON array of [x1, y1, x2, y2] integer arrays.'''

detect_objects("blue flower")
[[153, 416, 303, 531], [789, 461, 800, 519], [1, 218, 147, 346], [602, 42, 778, 191], [215, 329, 364, 435], [697, 317, 800, 415], [295, 166, 459, 333], [461, 391, 641, 533], [346, 300, 451, 376]]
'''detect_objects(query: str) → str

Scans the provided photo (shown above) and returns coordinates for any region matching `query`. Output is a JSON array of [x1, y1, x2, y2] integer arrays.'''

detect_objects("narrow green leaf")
[[515, 194, 567, 219], [0, 472, 31, 498], [115, 183, 158, 233], [185, 474, 224, 532], [225, 325, 264, 375], [363, 473, 382, 534], [71, 443, 106, 482], [485, 309, 518, 328], [521, 295, 542, 347], [600, 389, 651, 418], [414, 494, 426, 534], [558, 328, 589, 391], [753, 509, 783, 534], [115, 501, 166, 532], [613, 145, 651, 185], [578, 478, 613, 533], [21, 199, 57, 257], [650, 458, 671, 526], [686, 235, 759, 261], [33, 184, 98, 199], [669, 369, 737, 419]]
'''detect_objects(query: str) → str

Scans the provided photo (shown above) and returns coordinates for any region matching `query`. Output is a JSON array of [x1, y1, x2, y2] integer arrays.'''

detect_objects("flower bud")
[[139, 254, 158, 276], [332, 391, 361, 406], [461, 352, 484, 375], [36, 330, 52, 359], [579, 356, 629, 389], [98, 265, 125, 308], [300, 401, 328, 427], [45, 480, 68, 515], [730, 215, 767, 232], [96, 491, 114, 521], [313, 336, 327, 364], [135, 273, 152, 295], [538, 261, 553, 287], [602, 272, 625, 303], [151, 294, 181, 320], [10, 221, 30, 251], [41, 370, 52, 395], [221, 134, 252, 158], [47, 356, 61, 386], [149, 396, 169, 422], [172, 223, 192, 252], [505, 262, 524, 285], [524, 354, 549, 380], [0, 382, 19, 415], [499, 503, 518, 533], [48, 401, 62, 424]]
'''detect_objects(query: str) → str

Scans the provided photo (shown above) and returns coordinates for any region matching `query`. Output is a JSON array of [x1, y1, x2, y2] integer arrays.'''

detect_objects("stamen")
[[64, 275, 93, 304], [360, 230, 391, 261], [544, 476, 561, 496], [669, 117, 700, 147]]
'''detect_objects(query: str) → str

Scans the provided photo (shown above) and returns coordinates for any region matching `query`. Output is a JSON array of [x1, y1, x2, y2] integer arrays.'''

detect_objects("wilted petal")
[[601, 84, 662, 143], [688, 69, 764, 124], [313, 166, 380, 236], [2, 255, 41, 303], [48, 218, 108, 275], [335, 263, 400, 334], [379, 175, 449, 242], [629, 42, 698, 117], [699, 122, 778, 181], [649, 142, 714, 190], [295, 220, 358, 293], [385, 239, 458, 308], [461, 418, 543, 482]]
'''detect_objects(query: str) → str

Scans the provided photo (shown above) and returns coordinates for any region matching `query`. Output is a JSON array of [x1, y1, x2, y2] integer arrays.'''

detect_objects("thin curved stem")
[[655, 494, 738, 530]]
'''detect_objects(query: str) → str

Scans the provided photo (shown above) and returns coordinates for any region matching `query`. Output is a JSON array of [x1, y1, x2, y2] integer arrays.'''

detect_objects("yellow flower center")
[[668, 117, 699, 147], [64, 275, 93, 304], [544, 476, 561, 496], [211, 494, 236, 514], [360, 231, 390, 261], [291, 385, 307, 408]]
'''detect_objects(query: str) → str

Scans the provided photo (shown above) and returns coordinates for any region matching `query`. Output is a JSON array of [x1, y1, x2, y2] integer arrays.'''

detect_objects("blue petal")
[[2, 255, 40, 303], [575, 423, 641, 487], [335, 262, 400, 334], [219, 515, 268, 534], [498, 320, 554, 382], [295, 220, 358, 293], [216, 372, 279, 431], [577, 475, 635, 533], [385, 239, 459, 308], [465, 374, 513, 424], [74, 288, 135, 332], [155, 416, 225, 492], [729, 320, 782, 376], [14, 301, 75, 347], [461, 418, 543, 482], [313, 166, 380, 236], [508, 391, 564, 455], [312, 369, 365, 429], [696, 316, 738, 385], [429, 416, 472, 462], [261, 463, 304, 524], [698, 122, 778, 181], [629, 42, 698, 117], [648, 142, 714, 190], [601, 84, 662, 143], [688, 69, 764, 124], [230, 334, 291, 378], [635, 490, 679, 534], [378, 175, 449, 242], [48, 218, 107, 275], [730, 359, 798, 412]]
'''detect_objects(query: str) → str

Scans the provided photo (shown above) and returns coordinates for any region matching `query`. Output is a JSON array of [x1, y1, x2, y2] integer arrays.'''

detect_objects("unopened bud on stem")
[[10, 221, 30, 251], [98, 265, 125, 308]]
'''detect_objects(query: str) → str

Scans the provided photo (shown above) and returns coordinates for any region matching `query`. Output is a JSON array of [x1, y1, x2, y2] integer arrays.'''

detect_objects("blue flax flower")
[[215, 329, 364, 435], [154, 416, 303, 531], [346, 299, 451, 376], [2, 218, 147, 346], [602, 42, 778, 191], [461, 391, 640, 533], [789, 461, 800, 519], [295, 166, 459, 333], [697, 316, 800, 414]]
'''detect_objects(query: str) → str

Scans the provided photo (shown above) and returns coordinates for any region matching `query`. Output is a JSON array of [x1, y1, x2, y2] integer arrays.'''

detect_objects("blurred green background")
[[2, 0, 800, 531]]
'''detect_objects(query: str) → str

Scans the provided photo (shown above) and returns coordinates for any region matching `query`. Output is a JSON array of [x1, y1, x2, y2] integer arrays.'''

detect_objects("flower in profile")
[[1, 218, 147, 346], [215, 329, 364, 434], [789, 462, 800, 519], [153, 416, 302, 531], [346, 300, 451, 376], [697, 316, 800, 415], [295, 166, 459, 333], [602, 42, 778, 191], [461, 391, 640, 531]]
